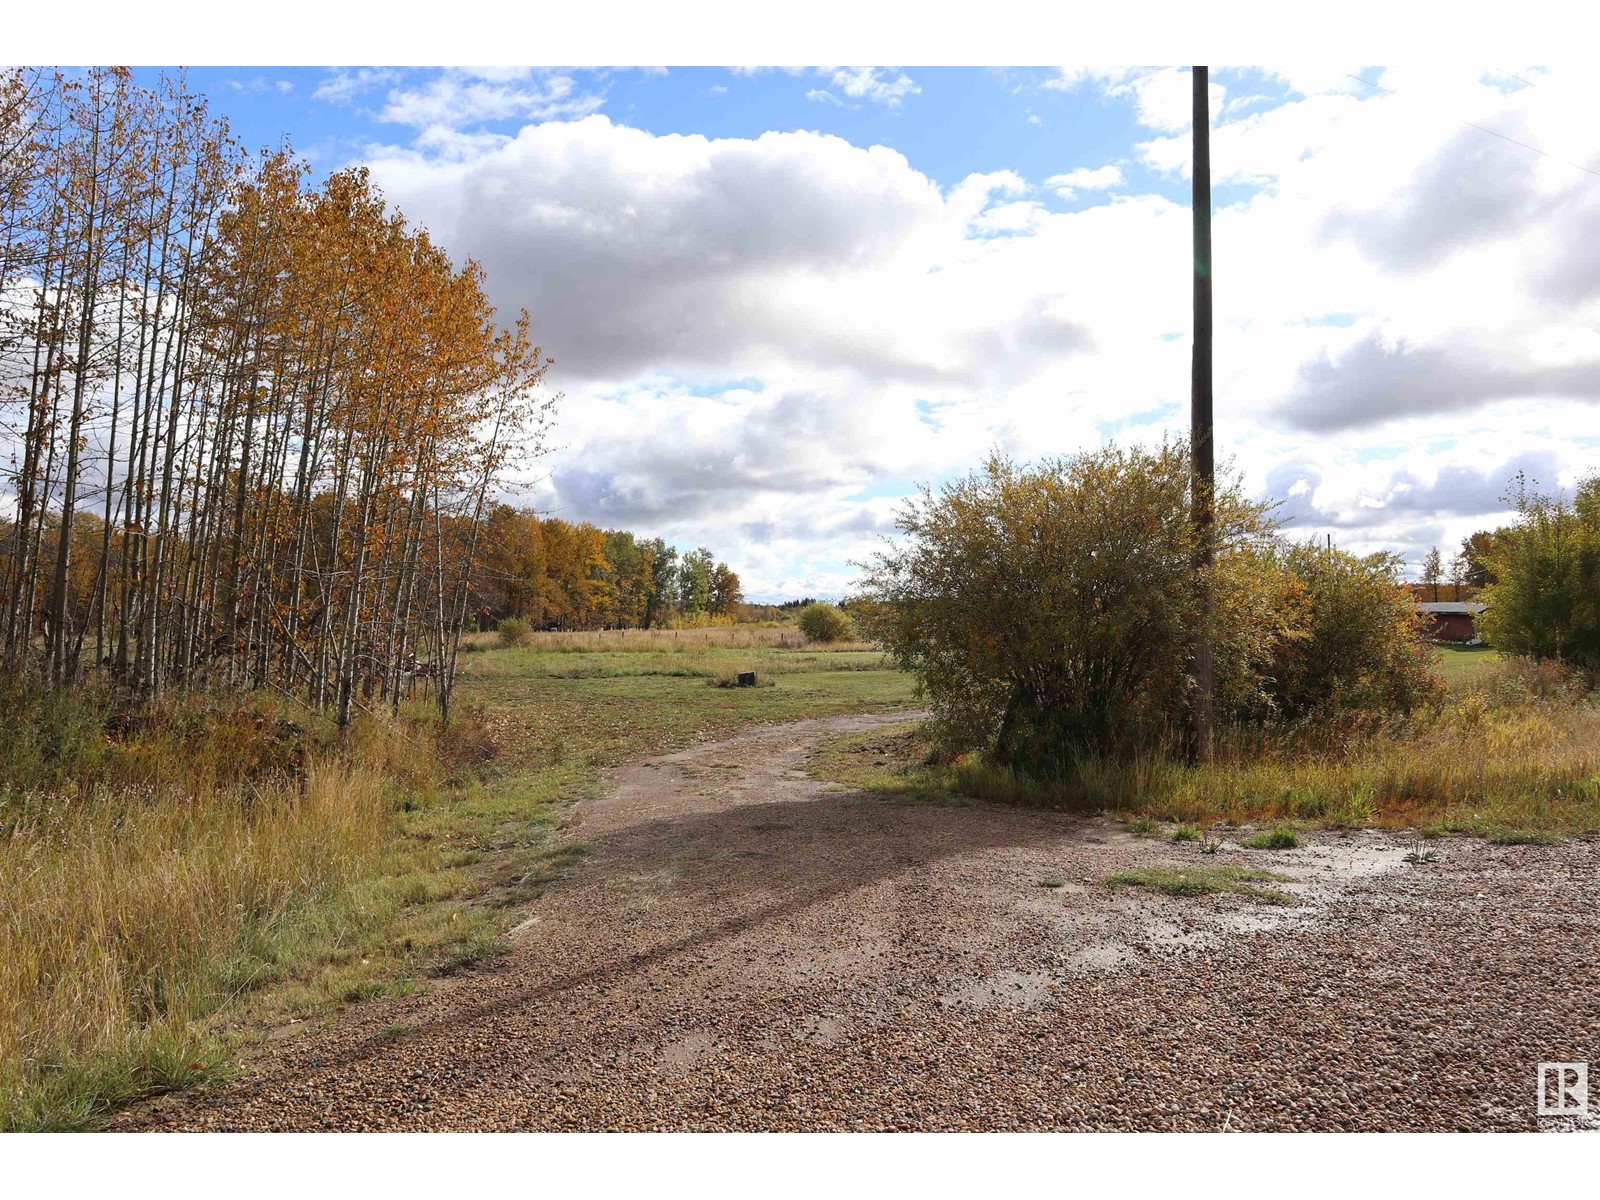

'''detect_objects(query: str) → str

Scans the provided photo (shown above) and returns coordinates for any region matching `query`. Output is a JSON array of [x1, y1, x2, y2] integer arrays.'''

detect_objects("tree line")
[[0, 68, 554, 723], [1415, 477, 1597, 673], [1474, 475, 1600, 670], [474, 505, 742, 630], [1416, 531, 1505, 601]]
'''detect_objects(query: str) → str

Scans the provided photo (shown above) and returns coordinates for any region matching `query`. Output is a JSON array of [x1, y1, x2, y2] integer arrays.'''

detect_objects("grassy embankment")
[[811, 645, 1600, 843], [0, 627, 915, 1130]]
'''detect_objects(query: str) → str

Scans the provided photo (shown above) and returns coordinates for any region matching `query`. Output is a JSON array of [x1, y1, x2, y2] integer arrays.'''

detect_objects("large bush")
[[856, 445, 1286, 768], [1258, 540, 1437, 721], [1479, 475, 1600, 673], [857, 445, 1434, 771], [797, 602, 853, 644]]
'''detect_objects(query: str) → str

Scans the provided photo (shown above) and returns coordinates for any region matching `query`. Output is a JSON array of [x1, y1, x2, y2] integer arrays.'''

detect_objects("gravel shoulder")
[[119, 712, 1600, 1131]]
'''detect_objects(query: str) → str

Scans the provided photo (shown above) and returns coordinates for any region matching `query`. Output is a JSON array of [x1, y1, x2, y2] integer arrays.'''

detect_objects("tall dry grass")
[[950, 657, 1600, 836], [0, 681, 422, 1130], [0, 758, 387, 1129]]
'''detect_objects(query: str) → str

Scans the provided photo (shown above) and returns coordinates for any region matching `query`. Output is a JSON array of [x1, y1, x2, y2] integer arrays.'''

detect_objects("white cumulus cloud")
[[357, 68, 1600, 595]]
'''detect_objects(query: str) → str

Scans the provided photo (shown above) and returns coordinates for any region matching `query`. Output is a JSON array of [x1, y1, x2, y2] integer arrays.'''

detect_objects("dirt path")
[[122, 713, 1600, 1131]]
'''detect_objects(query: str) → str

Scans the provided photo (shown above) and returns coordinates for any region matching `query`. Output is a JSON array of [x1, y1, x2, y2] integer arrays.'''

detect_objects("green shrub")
[[0, 683, 112, 792], [855, 443, 1444, 775], [1257, 540, 1438, 721], [797, 602, 853, 645], [1479, 474, 1600, 674], [856, 444, 1284, 769], [497, 618, 529, 647]]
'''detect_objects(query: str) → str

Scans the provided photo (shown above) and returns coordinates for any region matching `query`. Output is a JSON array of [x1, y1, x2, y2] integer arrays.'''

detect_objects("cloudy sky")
[[164, 64, 1600, 600]]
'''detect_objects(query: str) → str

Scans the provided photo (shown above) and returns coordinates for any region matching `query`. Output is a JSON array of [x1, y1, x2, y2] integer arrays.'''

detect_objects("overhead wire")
[[1343, 70, 1600, 181]]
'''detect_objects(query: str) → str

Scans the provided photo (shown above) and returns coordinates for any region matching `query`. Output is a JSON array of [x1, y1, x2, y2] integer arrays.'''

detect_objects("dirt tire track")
[[119, 712, 1600, 1131]]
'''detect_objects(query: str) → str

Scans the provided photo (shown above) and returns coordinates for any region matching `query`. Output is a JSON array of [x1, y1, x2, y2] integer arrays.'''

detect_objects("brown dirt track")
[[120, 712, 1600, 1131]]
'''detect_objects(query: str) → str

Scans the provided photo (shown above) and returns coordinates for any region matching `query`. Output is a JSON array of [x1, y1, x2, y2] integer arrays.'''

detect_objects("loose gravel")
[[119, 713, 1600, 1131]]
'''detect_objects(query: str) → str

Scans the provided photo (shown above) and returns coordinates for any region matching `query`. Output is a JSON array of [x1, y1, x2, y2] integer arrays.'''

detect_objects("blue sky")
[[162, 66, 1193, 198], [131, 65, 1600, 599]]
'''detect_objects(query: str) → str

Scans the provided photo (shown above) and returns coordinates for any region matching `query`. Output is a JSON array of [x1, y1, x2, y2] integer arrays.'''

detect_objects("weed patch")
[[1107, 865, 1296, 905], [1242, 825, 1302, 850], [1486, 827, 1562, 846]]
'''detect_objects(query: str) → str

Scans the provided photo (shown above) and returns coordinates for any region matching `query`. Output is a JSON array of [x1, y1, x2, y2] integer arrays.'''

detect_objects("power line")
[[1344, 71, 1600, 181], [1495, 68, 1541, 89]]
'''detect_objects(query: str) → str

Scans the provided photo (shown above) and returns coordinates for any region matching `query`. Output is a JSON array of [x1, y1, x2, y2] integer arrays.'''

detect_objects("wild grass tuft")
[[1485, 827, 1562, 846], [1242, 825, 1302, 850], [1107, 864, 1296, 905]]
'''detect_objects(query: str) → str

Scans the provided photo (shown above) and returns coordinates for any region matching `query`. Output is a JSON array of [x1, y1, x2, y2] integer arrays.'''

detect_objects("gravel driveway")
[[121, 712, 1600, 1131]]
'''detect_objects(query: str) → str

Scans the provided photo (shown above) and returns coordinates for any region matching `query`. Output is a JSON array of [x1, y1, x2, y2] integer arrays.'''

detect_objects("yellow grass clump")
[[0, 757, 387, 1130]]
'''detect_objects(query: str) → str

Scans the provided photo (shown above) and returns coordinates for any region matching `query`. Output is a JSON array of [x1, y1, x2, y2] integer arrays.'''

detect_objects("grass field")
[[1432, 644, 1502, 681], [421, 632, 915, 942], [0, 629, 915, 1129]]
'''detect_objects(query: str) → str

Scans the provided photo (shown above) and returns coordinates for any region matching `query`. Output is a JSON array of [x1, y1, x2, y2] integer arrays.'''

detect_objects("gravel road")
[[121, 712, 1600, 1131]]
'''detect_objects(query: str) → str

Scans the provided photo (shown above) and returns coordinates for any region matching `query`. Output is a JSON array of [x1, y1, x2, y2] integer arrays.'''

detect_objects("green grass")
[[1107, 864, 1296, 905], [1170, 823, 1202, 842], [1485, 827, 1563, 846], [1242, 825, 1302, 850], [1433, 644, 1503, 682], [803, 724, 966, 805]]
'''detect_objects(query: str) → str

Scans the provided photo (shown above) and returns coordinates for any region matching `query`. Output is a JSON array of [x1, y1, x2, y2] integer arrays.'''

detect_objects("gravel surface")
[[120, 713, 1600, 1131]]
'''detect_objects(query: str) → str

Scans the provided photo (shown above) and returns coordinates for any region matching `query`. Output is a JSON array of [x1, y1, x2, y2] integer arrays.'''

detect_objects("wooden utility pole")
[[1189, 65, 1215, 764]]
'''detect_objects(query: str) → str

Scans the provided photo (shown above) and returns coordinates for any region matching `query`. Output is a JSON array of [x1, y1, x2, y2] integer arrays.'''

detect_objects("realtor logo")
[[1537, 1063, 1588, 1116]]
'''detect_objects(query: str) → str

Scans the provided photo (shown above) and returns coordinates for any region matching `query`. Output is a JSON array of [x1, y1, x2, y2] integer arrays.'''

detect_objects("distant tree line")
[[472, 505, 742, 630]]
